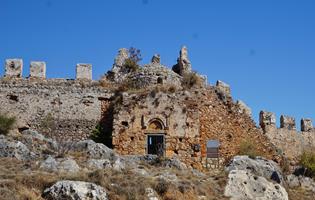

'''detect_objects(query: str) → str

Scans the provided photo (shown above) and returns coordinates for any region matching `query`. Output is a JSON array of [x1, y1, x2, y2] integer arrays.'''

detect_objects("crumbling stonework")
[[30, 61, 46, 79], [259, 111, 276, 131], [76, 63, 92, 80], [5, 59, 23, 78], [151, 54, 160, 64], [301, 118, 313, 132], [107, 48, 129, 83], [260, 113, 315, 160], [112, 91, 201, 168], [172, 46, 192, 76], [236, 100, 252, 117]]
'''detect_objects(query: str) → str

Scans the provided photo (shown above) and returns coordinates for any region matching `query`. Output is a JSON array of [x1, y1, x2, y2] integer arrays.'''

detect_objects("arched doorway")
[[146, 119, 165, 156]]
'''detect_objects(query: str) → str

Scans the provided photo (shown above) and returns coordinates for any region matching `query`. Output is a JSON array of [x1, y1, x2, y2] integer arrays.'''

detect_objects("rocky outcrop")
[[43, 180, 108, 200], [226, 156, 284, 184], [224, 170, 288, 200], [0, 136, 32, 160], [40, 156, 80, 173]]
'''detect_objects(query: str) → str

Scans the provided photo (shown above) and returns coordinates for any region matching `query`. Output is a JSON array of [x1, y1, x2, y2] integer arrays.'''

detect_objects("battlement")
[[4, 59, 92, 80], [259, 111, 313, 132]]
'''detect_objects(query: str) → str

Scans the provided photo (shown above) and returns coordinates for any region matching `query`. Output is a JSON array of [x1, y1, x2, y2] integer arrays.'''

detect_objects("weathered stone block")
[[259, 111, 276, 130], [216, 80, 231, 97], [301, 118, 313, 132], [236, 100, 252, 117], [76, 63, 92, 80], [5, 59, 23, 78], [30, 61, 46, 79], [151, 54, 160, 64], [280, 115, 296, 130]]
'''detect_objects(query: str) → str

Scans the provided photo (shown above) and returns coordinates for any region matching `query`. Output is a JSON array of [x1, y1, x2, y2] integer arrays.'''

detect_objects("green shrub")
[[239, 140, 260, 159], [123, 47, 142, 73], [90, 123, 113, 148], [182, 72, 203, 89], [300, 150, 315, 177], [0, 113, 15, 135]]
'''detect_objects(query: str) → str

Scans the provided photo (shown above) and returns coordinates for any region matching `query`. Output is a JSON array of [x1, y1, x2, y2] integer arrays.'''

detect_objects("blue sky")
[[1, 0, 314, 127]]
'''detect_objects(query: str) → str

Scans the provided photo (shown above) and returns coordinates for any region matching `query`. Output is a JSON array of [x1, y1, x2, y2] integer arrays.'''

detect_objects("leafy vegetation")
[[239, 139, 260, 159], [300, 150, 315, 178], [0, 113, 15, 135], [90, 123, 113, 148], [123, 47, 142, 72]]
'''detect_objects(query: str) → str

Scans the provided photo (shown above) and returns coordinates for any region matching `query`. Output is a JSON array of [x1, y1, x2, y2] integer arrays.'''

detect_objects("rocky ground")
[[0, 129, 314, 200]]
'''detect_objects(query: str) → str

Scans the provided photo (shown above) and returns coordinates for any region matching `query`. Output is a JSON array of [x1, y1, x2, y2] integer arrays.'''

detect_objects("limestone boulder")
[[225, 156, 284, 184], [0, 137, 32, 160], [72, 140, 115, 159], [43, 180, 108, 200], [87, 159, 111, 170], [40, 156, 80, 173], [224, 170, 288, 200]]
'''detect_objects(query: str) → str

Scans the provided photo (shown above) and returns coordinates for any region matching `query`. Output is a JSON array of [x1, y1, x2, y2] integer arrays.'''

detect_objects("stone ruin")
[[1, 47, 313, 169], [172, 46, 192, 76]]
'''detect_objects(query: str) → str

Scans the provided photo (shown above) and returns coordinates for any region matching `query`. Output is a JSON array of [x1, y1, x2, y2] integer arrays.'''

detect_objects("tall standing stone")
[[5, 59, 23, 78], [172, 46, 192, 76], [76, 63, 92, 80], [30, 61, 46, 79]]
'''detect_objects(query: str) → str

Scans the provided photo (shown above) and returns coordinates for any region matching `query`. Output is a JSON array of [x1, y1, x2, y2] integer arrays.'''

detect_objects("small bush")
[[154, 178, 170, 195], [300, 150, 315, 177], [182, 72, 203, 89], [239, 140, 260, 159], [0, 113, 15, 135]]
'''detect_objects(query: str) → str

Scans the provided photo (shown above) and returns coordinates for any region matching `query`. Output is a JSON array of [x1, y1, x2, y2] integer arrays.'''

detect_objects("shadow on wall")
[[90, 98, 114, 148]]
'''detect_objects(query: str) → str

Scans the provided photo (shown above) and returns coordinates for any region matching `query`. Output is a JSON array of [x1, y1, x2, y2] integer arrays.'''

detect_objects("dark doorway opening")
[[147, 134, 165, 156]]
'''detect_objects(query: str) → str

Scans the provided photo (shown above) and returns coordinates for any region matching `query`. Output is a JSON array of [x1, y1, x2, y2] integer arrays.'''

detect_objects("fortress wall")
[[0, 78, 113, 140], [260, 111, 315, 160]]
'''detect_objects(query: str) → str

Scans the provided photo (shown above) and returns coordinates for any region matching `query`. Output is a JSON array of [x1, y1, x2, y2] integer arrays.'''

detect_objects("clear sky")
[[1, 0, 314, 127]]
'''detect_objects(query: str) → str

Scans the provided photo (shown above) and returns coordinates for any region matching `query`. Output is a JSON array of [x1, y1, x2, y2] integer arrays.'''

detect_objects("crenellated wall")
[[0, 78, 113, 140], [259, 111, 314, 160]]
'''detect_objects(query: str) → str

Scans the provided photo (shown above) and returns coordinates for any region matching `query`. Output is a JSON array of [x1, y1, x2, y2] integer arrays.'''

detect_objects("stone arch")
[[142, 115, 168, 130], [148, 118, 165, 130]]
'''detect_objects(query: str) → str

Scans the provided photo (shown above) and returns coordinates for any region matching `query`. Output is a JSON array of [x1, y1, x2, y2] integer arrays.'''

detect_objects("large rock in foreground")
[[224, 170, 288, 200], [43, 180, 108, 200], [226, 156, 283, 184]]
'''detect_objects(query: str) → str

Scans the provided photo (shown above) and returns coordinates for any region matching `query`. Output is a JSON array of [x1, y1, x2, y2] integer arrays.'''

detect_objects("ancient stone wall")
[[198, 88, 276, 164], [0, 78, 113, 140], [111, 91, 202, 169], [260, 111, 315, 160]]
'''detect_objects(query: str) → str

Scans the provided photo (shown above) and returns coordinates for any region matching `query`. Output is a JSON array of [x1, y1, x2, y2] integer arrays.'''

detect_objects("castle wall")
[[260, 111, 315, 160], [0, 78, 113, 140]]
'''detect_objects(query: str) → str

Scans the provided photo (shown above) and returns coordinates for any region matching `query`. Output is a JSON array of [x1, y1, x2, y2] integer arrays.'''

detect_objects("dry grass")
[[0, 157, 230, 200]]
